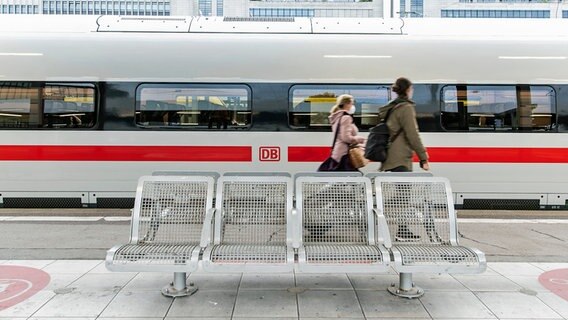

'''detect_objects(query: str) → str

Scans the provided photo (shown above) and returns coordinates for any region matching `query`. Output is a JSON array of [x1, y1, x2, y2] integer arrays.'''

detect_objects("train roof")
[[2, 15, 568, 38]]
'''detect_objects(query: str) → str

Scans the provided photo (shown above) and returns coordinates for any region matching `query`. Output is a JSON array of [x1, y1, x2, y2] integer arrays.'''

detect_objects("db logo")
[[259, 146, 280, 161], [0, 266, 50, 310]]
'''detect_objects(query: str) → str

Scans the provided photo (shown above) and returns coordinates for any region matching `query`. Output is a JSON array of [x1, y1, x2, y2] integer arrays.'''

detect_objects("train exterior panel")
[[1, 16, 567, 209]]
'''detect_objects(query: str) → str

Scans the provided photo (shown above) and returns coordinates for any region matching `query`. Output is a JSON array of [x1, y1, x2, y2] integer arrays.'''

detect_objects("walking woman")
[[379, 77, 430, 241], [379, 77, 429, 172], [319, 94, 366, 171]]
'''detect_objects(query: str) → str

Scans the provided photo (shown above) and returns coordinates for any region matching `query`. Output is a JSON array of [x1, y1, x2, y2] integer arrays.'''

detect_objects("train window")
[[441, 85, 556, 132], [0, 82, 96, 129], [289, 85, 390, 130], [136, 84, 251, 130]]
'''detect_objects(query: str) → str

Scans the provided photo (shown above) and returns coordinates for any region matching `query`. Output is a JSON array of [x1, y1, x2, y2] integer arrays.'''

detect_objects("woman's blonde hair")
[[330, 94, 353, 114]]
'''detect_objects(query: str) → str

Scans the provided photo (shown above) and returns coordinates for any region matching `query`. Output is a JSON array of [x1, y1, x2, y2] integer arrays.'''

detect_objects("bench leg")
[[161, 272, 198, 298], [387, 272, 424, 299]]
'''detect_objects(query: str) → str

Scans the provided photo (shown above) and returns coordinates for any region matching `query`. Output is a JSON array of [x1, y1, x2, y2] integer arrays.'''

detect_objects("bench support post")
[[161, 272, 198, 298], [388, 272, 424, 299]]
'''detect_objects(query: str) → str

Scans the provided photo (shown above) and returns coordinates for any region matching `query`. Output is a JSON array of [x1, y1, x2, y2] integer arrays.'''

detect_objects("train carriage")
[[0, 15, 567, 209]]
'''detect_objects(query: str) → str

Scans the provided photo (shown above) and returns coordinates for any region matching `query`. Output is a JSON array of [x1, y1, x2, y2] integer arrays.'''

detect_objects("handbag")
[[349, 144, 369, 169], [318, 119, 342, 171], [318, 113, 362, 172]]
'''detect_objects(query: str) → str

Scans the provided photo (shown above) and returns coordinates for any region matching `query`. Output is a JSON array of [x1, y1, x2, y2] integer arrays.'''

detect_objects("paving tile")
[[166, 318, 231, 320], [2, 260, 55, 269], [43, 273, 83, 291], [537, 292, 568, 318], [121, 272, 174, 291], [348, 274, 396, 290], [357, 290, 430, 318], [411, 273, 468, 291], [187, 273, 242, 291], [530, 263, 568, 272], [421, 291, 495, 319], [99, 290, 173, 318], [88, 260, 116, 273], [296, 274, 353, 290], [233, 290, 297, 318], [476, 291, 561, 319], [33, 289, 116, 317], [508, 275, 550, 292], [67, 273, 136, 291], [489, 262, 544, 277], [453, 275, 522, 291], [28, 318, 95, 320], [233, 318, 297, 320], [100, 318, 162, 320], [0, 290, 55, 318], [41, 260, 101, 274], [167, 290, 237, 318], [240, 273, 295, 290], [297, 290, 363, 318]]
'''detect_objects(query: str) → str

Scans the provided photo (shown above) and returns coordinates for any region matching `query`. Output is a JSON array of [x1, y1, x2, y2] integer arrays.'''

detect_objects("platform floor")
[[1, 260, 567, 320]]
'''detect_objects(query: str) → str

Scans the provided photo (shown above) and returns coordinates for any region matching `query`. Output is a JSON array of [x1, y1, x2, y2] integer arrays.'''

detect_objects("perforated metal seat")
[[295, 176, 391, 273], [201, 175, 295, 272], [106, 175, 215, 297], [373, 175, 486, 298]]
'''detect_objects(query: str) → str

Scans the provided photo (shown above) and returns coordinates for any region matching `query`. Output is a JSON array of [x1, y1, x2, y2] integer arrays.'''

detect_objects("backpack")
[[364, 104, 403, 162]]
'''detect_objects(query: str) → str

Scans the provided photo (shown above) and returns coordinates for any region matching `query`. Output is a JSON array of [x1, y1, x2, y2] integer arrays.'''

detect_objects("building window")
[[289, 85, 390, 130], [136, 84, 251, 130], [441, 85, 556, 132], [250, 7, 314, 17], [563, 10, 568, 18], [0, 83, 97, 129], [441, 9, 550, 18]]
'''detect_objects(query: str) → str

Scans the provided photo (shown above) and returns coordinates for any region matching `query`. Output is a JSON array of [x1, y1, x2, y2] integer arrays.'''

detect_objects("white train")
[[0, 15, 567, 209]]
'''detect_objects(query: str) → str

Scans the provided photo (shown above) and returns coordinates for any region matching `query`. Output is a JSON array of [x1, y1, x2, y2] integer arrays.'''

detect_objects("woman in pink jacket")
[[325, 94, 366, 171]]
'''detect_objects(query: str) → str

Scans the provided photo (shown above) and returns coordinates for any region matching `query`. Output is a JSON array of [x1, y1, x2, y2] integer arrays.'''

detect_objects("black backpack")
[[364, 105, 403, 162]]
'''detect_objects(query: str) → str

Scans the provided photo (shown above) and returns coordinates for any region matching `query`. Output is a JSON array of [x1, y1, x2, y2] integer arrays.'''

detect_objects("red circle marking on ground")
[[538, 268, 568, 301], [0, 266, 50, 310]]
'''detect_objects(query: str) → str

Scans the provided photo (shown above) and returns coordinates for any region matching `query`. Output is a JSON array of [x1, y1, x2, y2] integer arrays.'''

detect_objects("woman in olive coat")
[[378, 77, 430, 242], [379, 77, 430, 172]]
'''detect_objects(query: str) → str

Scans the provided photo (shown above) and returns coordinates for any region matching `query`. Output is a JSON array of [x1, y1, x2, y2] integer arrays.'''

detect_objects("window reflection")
[[441, 85, 556, 131], [136, 85, 251, 130], [0, 82, 96, 129], [290, 85, 390, 130]]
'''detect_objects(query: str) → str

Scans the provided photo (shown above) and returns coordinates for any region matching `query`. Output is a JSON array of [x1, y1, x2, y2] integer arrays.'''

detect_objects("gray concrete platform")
[[0, 260, 567, 319]]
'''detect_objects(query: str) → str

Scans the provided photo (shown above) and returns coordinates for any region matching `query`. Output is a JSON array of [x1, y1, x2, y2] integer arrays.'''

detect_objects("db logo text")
[[259, 147, 280, 161]]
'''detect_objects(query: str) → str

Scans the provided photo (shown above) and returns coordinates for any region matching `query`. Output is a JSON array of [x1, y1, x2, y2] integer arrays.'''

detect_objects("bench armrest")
[[200, 208, 216, 248], [290, 208, 300, 249], [373, 208, 392, 249]]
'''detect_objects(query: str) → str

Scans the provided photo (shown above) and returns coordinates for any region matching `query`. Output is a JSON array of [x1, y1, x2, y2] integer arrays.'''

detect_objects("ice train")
[[0, 15, 567, 209]]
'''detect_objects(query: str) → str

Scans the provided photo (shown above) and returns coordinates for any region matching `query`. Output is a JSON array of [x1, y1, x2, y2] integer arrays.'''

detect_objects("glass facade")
[[38, 0, 169, 15], [250, 8, 314, 17], [409, 0, 422, 17], [441, 9, 550, 18], [0, 4, 38, 13]]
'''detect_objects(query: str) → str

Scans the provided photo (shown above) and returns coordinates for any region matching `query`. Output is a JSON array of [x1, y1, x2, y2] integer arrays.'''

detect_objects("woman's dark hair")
[[392, 77, 412, 97]]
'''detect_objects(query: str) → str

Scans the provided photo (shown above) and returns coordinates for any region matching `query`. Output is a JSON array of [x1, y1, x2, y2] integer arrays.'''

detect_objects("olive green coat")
[[378, 98, 429, 171]]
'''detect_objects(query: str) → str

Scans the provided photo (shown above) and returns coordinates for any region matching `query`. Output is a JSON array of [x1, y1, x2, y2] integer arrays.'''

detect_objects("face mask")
[[347, 105, 356, 114]]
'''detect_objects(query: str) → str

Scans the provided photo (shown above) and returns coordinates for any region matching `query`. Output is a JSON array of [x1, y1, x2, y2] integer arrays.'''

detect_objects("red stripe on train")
[[0, 145, 252, 161], [288, 146, 568, 163]]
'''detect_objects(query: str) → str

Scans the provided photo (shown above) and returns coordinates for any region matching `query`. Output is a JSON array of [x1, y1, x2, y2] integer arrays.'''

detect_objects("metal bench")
[[373, 175, 486, 298], [295, 176, 391, 273], [201, 175, 295, 272], [106, 175, 215, 297]]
